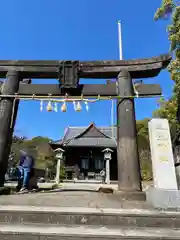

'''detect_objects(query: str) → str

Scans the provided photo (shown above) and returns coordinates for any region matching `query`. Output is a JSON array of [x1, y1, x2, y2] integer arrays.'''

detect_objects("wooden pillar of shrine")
[[0, 71, 20, 186], [116, 70, 145, 200]]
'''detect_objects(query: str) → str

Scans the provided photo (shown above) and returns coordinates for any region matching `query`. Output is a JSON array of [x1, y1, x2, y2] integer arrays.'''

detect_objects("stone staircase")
[[0, 205, 180, 239]]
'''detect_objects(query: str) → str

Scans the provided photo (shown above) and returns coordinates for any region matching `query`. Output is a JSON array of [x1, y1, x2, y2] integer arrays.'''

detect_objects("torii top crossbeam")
[[0, 54, 171, 79]]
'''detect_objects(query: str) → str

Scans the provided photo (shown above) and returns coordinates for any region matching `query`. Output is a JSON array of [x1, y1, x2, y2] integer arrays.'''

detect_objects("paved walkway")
[[0, 191, 150, 208], [1, 224, 180, 238], [0, 182, 152, 209], [0, 181, 153, 209], [4, 181, 153, 192], [61, 181, 152, 191]]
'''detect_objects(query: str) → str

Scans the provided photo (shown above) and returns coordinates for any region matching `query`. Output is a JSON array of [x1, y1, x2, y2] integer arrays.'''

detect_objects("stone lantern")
[[54, 148, 65, 185], [102, 148, 113, 184]]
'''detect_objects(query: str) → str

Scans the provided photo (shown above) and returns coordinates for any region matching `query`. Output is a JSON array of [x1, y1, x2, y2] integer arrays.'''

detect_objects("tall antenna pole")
[[118, 20, 123, 60], [111, 20, 123, 139]]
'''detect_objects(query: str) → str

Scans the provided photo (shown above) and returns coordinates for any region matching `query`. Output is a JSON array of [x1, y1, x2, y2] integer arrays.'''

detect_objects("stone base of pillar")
[[114, 190, 146, 201]]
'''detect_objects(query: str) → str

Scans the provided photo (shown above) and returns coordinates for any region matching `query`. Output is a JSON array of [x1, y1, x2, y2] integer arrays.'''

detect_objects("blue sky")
[[0, 0, 172, 140]]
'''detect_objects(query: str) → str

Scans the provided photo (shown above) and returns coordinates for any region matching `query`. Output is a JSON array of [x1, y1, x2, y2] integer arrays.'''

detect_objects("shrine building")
[[50, 122, 117, 181]]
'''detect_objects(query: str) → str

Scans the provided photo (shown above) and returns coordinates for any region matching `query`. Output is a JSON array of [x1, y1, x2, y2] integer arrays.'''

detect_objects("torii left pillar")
[[0, 71, 20, 186]]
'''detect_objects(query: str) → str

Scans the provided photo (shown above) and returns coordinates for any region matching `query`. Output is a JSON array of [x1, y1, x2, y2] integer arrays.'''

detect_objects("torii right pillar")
[[116, 70, 144, 200], [116, 55, 172, 201]]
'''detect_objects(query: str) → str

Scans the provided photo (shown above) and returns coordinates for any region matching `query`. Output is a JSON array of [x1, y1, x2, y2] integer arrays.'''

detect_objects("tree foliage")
[[154, 1, 180, 111], [154, 0, 180, 82], [10, 136, 56, 172], [136, 119, 149, 148], [136, 119, 152, 180], [153, 1, 180, 143]]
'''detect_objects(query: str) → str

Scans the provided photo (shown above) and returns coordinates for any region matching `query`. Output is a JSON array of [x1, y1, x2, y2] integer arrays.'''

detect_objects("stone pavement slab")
[[4, 181, 153, 192], [0, 224, 180, 240], [1, 204, 180, 228], [0, 205, 179, 215], [0, 191, 150, 209]]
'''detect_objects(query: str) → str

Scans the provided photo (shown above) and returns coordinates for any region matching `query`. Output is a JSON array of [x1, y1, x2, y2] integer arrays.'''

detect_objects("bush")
[[139, 149, 152, 181], [60, 166, 66, 180]]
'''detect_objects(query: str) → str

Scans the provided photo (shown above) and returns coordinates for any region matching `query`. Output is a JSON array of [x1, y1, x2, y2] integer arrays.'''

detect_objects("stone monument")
[[147, 118, 180, 209], [148, 118, 177, 189]]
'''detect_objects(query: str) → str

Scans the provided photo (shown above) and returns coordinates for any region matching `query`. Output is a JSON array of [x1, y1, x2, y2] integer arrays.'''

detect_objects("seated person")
[[17, 150, 35, 192]]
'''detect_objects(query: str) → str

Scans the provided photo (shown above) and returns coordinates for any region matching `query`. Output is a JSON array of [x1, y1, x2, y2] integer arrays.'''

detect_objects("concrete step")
[[0, 224, 180, 240], [0, 205, 180, 228]]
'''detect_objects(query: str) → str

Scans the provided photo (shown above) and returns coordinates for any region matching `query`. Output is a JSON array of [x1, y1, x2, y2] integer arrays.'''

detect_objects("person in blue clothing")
[[17, 150, 35, 192]]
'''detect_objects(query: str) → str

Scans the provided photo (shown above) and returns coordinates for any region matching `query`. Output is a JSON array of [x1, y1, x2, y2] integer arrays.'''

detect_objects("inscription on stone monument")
[[148, 118, 178, 190]]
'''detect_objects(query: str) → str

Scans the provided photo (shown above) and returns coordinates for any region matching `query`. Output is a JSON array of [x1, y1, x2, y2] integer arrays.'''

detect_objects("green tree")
[[11, 136, 56, 172], [136, 119, 152, 180], [154, 1, 180, 85], [154, 1, 180, 143], [153, 97, 177, 122], [136, 119, 149, 149], [154, 0, 180, 102]]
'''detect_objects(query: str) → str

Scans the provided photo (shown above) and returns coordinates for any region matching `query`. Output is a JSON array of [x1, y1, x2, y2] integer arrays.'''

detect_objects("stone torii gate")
[[0, 54, 171, 199]]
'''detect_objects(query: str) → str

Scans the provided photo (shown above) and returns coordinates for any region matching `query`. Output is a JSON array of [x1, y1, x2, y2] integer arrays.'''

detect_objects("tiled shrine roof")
[[51, 123, 116, 148]]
